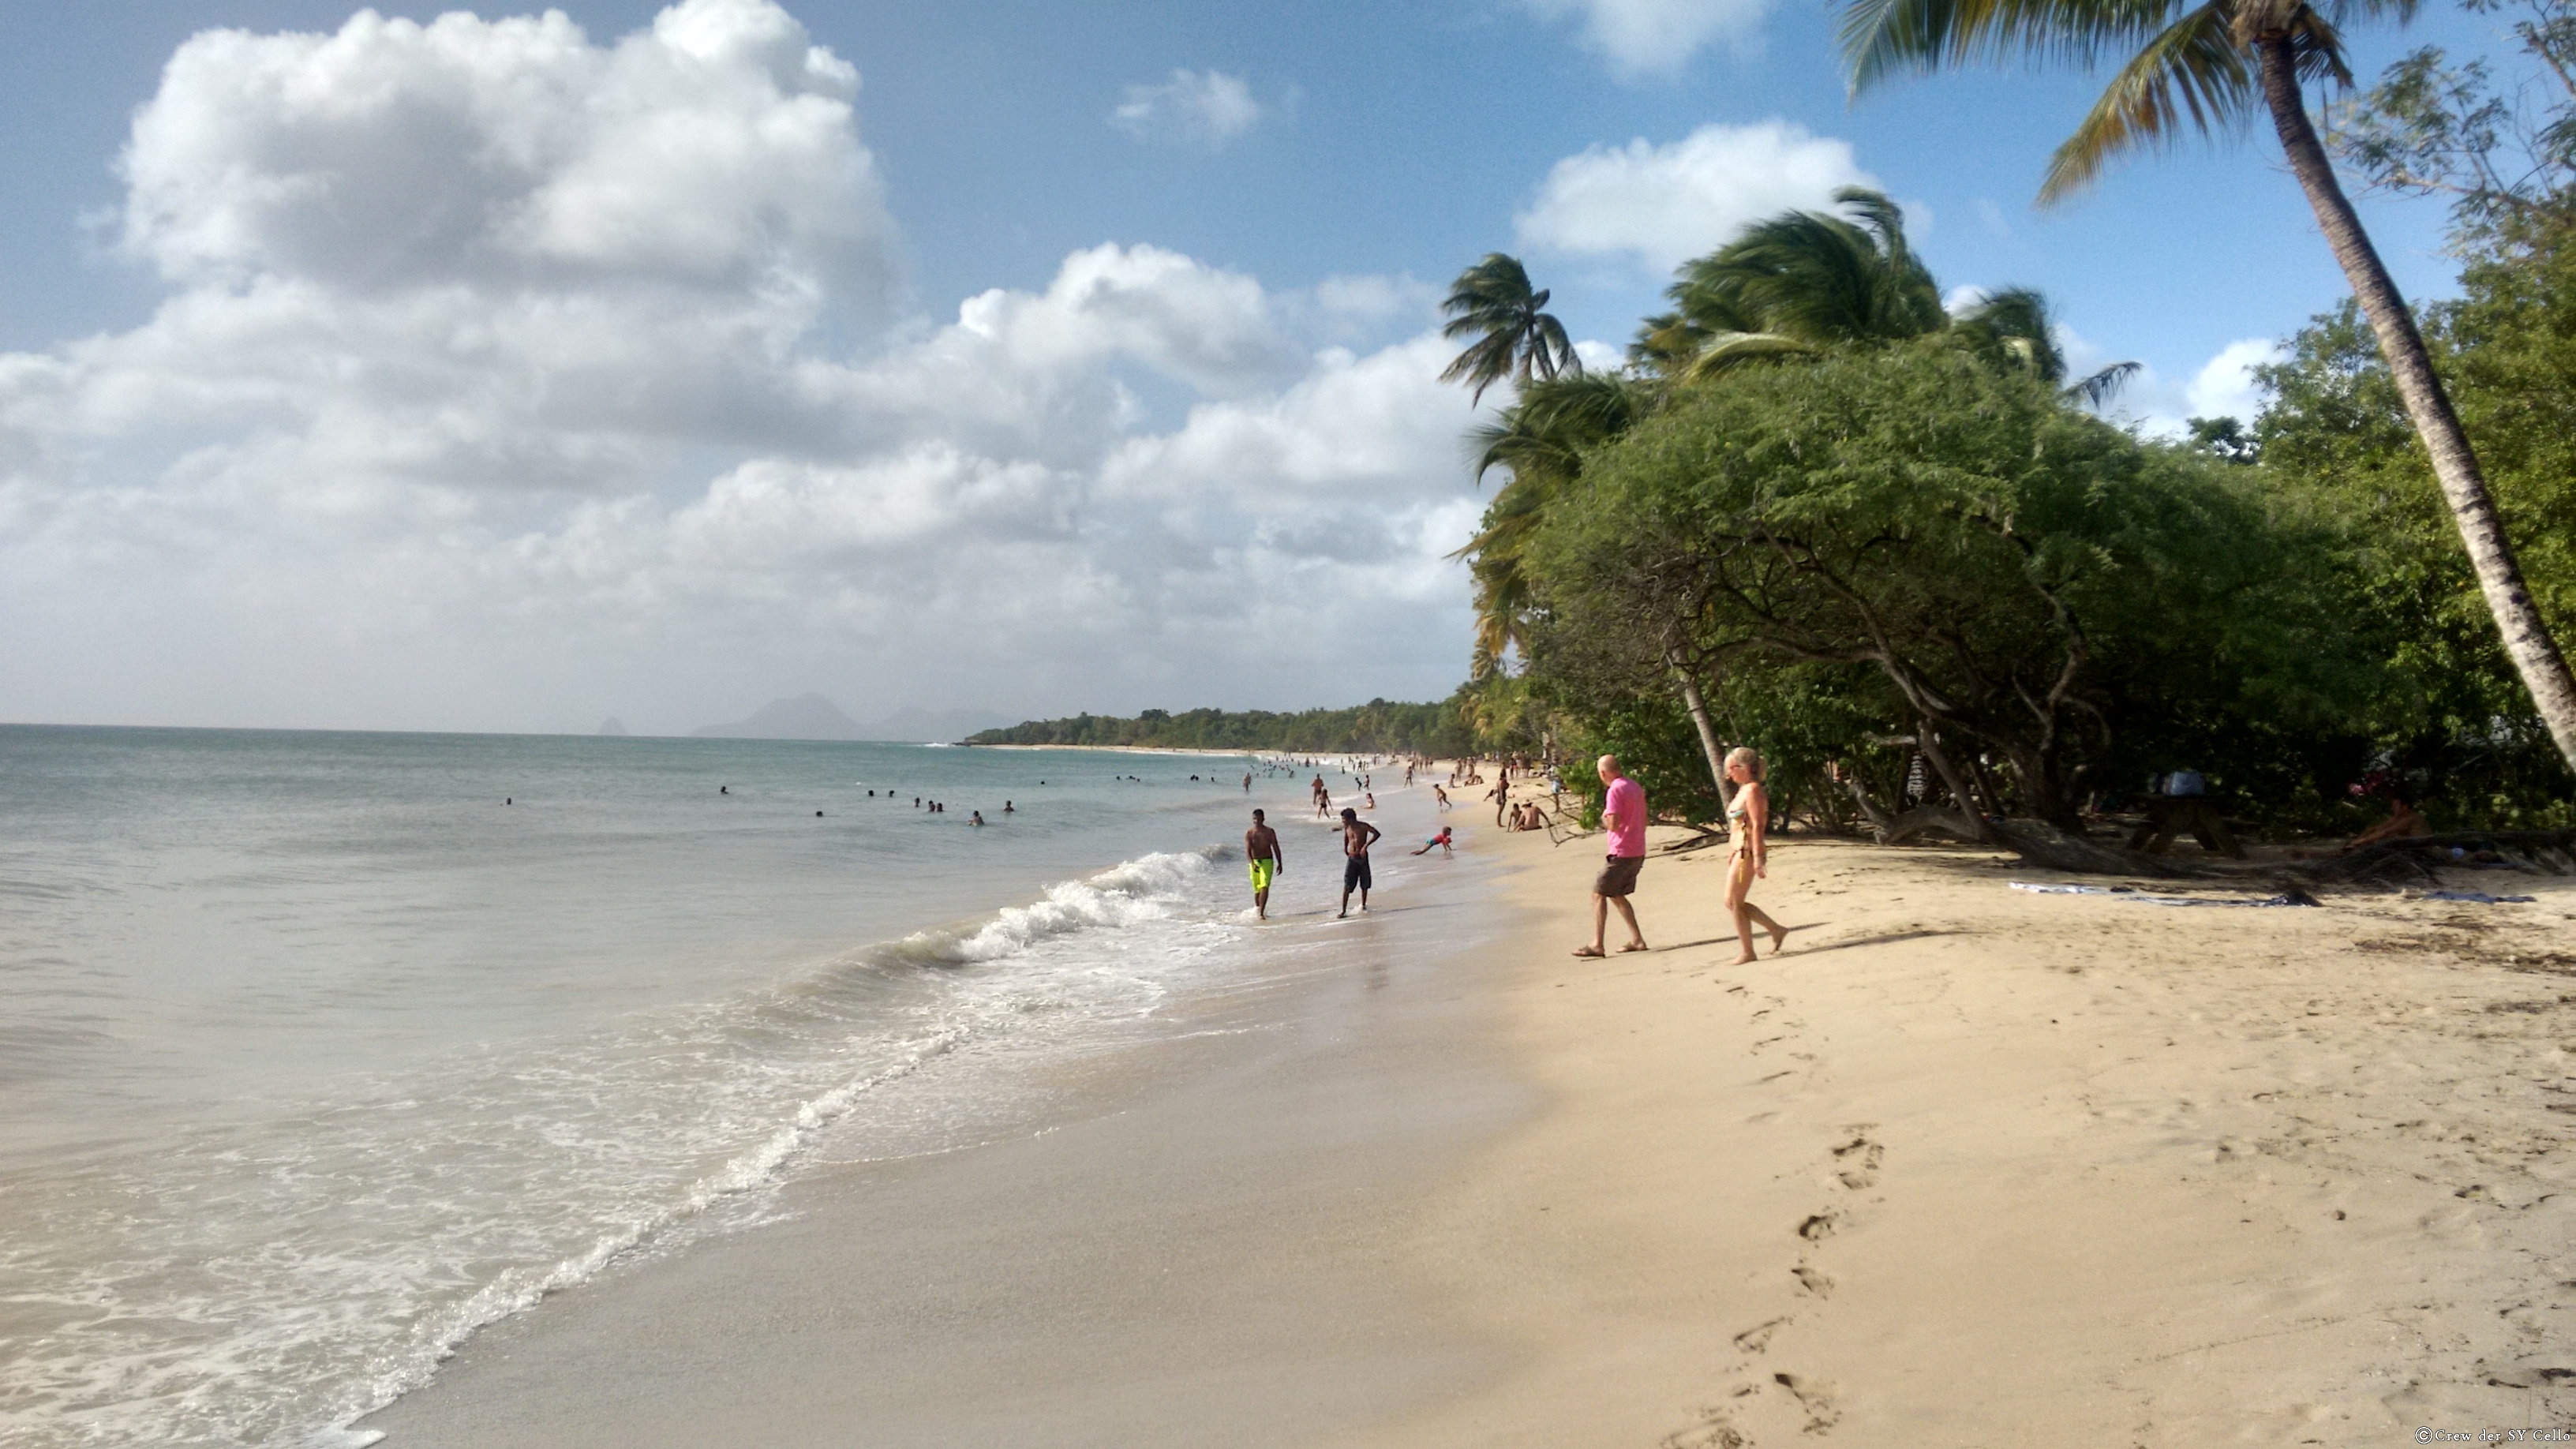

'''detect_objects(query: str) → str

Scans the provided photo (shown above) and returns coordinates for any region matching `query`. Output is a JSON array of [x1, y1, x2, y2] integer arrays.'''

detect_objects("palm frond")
[[2039, 2, 2256, 203], [1631, 312, 1711, 372], [1952, 285, 2068, 380], [1533, 313, 1582, 380], [1832, 185, 1911, 251], [1682, 331, 1825, 381], [2062, 360, 2143, 406], [1841, 0, 2192, 96]]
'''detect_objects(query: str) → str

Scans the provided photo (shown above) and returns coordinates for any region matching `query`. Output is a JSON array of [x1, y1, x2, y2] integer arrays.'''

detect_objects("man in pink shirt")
[[1575, 754, 1649, 957]]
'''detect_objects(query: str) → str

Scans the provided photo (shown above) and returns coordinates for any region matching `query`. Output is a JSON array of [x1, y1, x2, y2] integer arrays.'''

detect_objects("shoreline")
[[359, 790, 2574, 1445], [357, 786, 1531, 1447]]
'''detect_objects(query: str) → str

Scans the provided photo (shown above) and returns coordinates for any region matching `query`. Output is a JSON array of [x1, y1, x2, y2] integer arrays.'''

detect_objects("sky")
[[0, 0, 2532, 734]]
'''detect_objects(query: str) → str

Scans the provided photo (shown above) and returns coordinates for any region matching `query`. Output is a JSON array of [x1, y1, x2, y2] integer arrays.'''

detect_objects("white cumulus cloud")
[[1516, 122, 1878, 272], [0, 2, 1484, 734], [119, 0, 890, 301], [1110, 69, 1262, 148], [2185, 339, 2285, 422], [2078, 334, 2285, 435], [1522, 0, 1773, 77]]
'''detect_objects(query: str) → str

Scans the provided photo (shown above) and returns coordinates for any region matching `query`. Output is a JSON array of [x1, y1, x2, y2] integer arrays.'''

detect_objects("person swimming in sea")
[[970, 811, 985, 826]]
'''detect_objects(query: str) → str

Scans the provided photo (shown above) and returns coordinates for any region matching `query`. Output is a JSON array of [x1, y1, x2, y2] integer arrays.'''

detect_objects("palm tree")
[[1455, 373, 1649, 673], [1645, 187, 1942, 380], [1687, 189, 1943, 344], [1949, 285, 2144, 402], [1837, 0, 2576, 770], [1642, 189, 2139, 400], [1440, 253, 1582, 405]]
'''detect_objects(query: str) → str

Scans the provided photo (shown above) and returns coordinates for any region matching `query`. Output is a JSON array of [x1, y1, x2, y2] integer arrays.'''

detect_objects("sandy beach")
[[364, 781, 2576, 1447], [1346, 822, 2575, 1445]]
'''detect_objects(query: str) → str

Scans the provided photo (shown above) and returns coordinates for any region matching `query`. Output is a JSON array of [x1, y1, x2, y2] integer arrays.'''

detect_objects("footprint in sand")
[[1797, 1211, 1840, 1242], [1733, 1316, 1792, 1354], [1793, 1264, 1836, 1297], [1832, 1129, 1885, 1190], [1660, 1408, 1750, 1449], [1774, 1371, 1842, 1432]]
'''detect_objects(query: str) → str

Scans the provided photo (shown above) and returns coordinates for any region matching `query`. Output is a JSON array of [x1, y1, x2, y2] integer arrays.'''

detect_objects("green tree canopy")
[[1834, 0, 2576, 773], [1519, 343, 2371, 828]]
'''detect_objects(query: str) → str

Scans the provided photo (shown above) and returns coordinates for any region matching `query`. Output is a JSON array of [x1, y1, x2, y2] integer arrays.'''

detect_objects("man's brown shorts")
[[1594, 854, 1644, 897]]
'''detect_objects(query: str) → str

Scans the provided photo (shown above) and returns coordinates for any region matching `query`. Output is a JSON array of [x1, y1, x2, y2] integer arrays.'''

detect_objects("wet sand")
[[359, 796, 1534, 1448], [365, 799, 2576, 1447]]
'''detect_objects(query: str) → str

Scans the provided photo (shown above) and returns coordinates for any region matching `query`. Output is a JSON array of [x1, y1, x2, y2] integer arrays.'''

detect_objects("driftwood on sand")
[[1986, 820, 2216, 879], [2284, 830, 2576, 886], [1990, 822, 2576, 887], [1837, 776, 1985, 846]]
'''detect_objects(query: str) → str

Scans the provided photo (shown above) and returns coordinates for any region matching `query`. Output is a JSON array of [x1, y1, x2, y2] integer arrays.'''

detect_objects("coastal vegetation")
[[962, 0, 2576, 844], [1833, 0, 2576, 774], [966, 702, 1476, 755], [1436, 0, 2576, 837]]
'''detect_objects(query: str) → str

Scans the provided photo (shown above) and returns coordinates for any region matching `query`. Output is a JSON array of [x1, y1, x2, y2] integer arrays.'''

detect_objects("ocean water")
[[0, 726, 1436, 1447]]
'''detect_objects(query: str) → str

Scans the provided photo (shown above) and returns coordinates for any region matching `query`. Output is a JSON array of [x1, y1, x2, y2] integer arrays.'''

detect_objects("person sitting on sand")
[[1337, 807, 1381, 918], [1412, 826, 1453, 856], [2342, 792, 2428, 853], [1722, 747, 1790, 964], [1575, 754, 1649, 958]]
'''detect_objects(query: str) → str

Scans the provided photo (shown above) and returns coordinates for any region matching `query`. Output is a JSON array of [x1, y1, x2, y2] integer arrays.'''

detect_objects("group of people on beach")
[[1573, 749, 1786, 965], [1245, 806, 1389, 921], [1241, 748, 1790, 968]]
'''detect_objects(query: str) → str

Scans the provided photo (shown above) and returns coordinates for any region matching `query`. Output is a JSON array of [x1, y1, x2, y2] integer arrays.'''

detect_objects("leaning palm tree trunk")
[[1668, 651, 1735, 814], [2257, 36, 2576, 773]]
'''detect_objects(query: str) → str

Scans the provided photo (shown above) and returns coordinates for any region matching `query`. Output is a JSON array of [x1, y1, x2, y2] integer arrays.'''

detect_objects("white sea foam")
[[889, 849, 1216, 965], [0, 828, 1239, 1449]]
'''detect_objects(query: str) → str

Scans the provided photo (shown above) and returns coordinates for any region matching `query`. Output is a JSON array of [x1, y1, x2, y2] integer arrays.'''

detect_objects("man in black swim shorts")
[[1337, 807, 1380, 918]]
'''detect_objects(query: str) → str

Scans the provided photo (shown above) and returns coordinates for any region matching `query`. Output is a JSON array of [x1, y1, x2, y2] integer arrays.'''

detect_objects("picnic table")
[[2125, 795, 2245, 859]]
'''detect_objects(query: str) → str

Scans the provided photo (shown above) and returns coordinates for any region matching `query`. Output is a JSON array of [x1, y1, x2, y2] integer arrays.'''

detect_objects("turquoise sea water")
[[0, 726, 1440, 1447]]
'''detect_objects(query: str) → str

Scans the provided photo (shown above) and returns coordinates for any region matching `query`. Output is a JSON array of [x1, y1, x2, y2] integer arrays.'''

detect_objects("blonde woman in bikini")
[[1724, 747, 1790, 964]]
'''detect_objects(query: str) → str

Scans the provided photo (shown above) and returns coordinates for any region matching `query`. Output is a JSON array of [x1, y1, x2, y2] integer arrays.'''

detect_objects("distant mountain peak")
[[687, 696, 1009, 743], [596, 717, 629, 737], [690, 694, 864, 741]]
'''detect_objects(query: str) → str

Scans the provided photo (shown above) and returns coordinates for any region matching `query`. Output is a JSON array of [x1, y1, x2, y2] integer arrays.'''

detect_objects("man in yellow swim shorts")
[[1245, 808, 1285, 919]]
